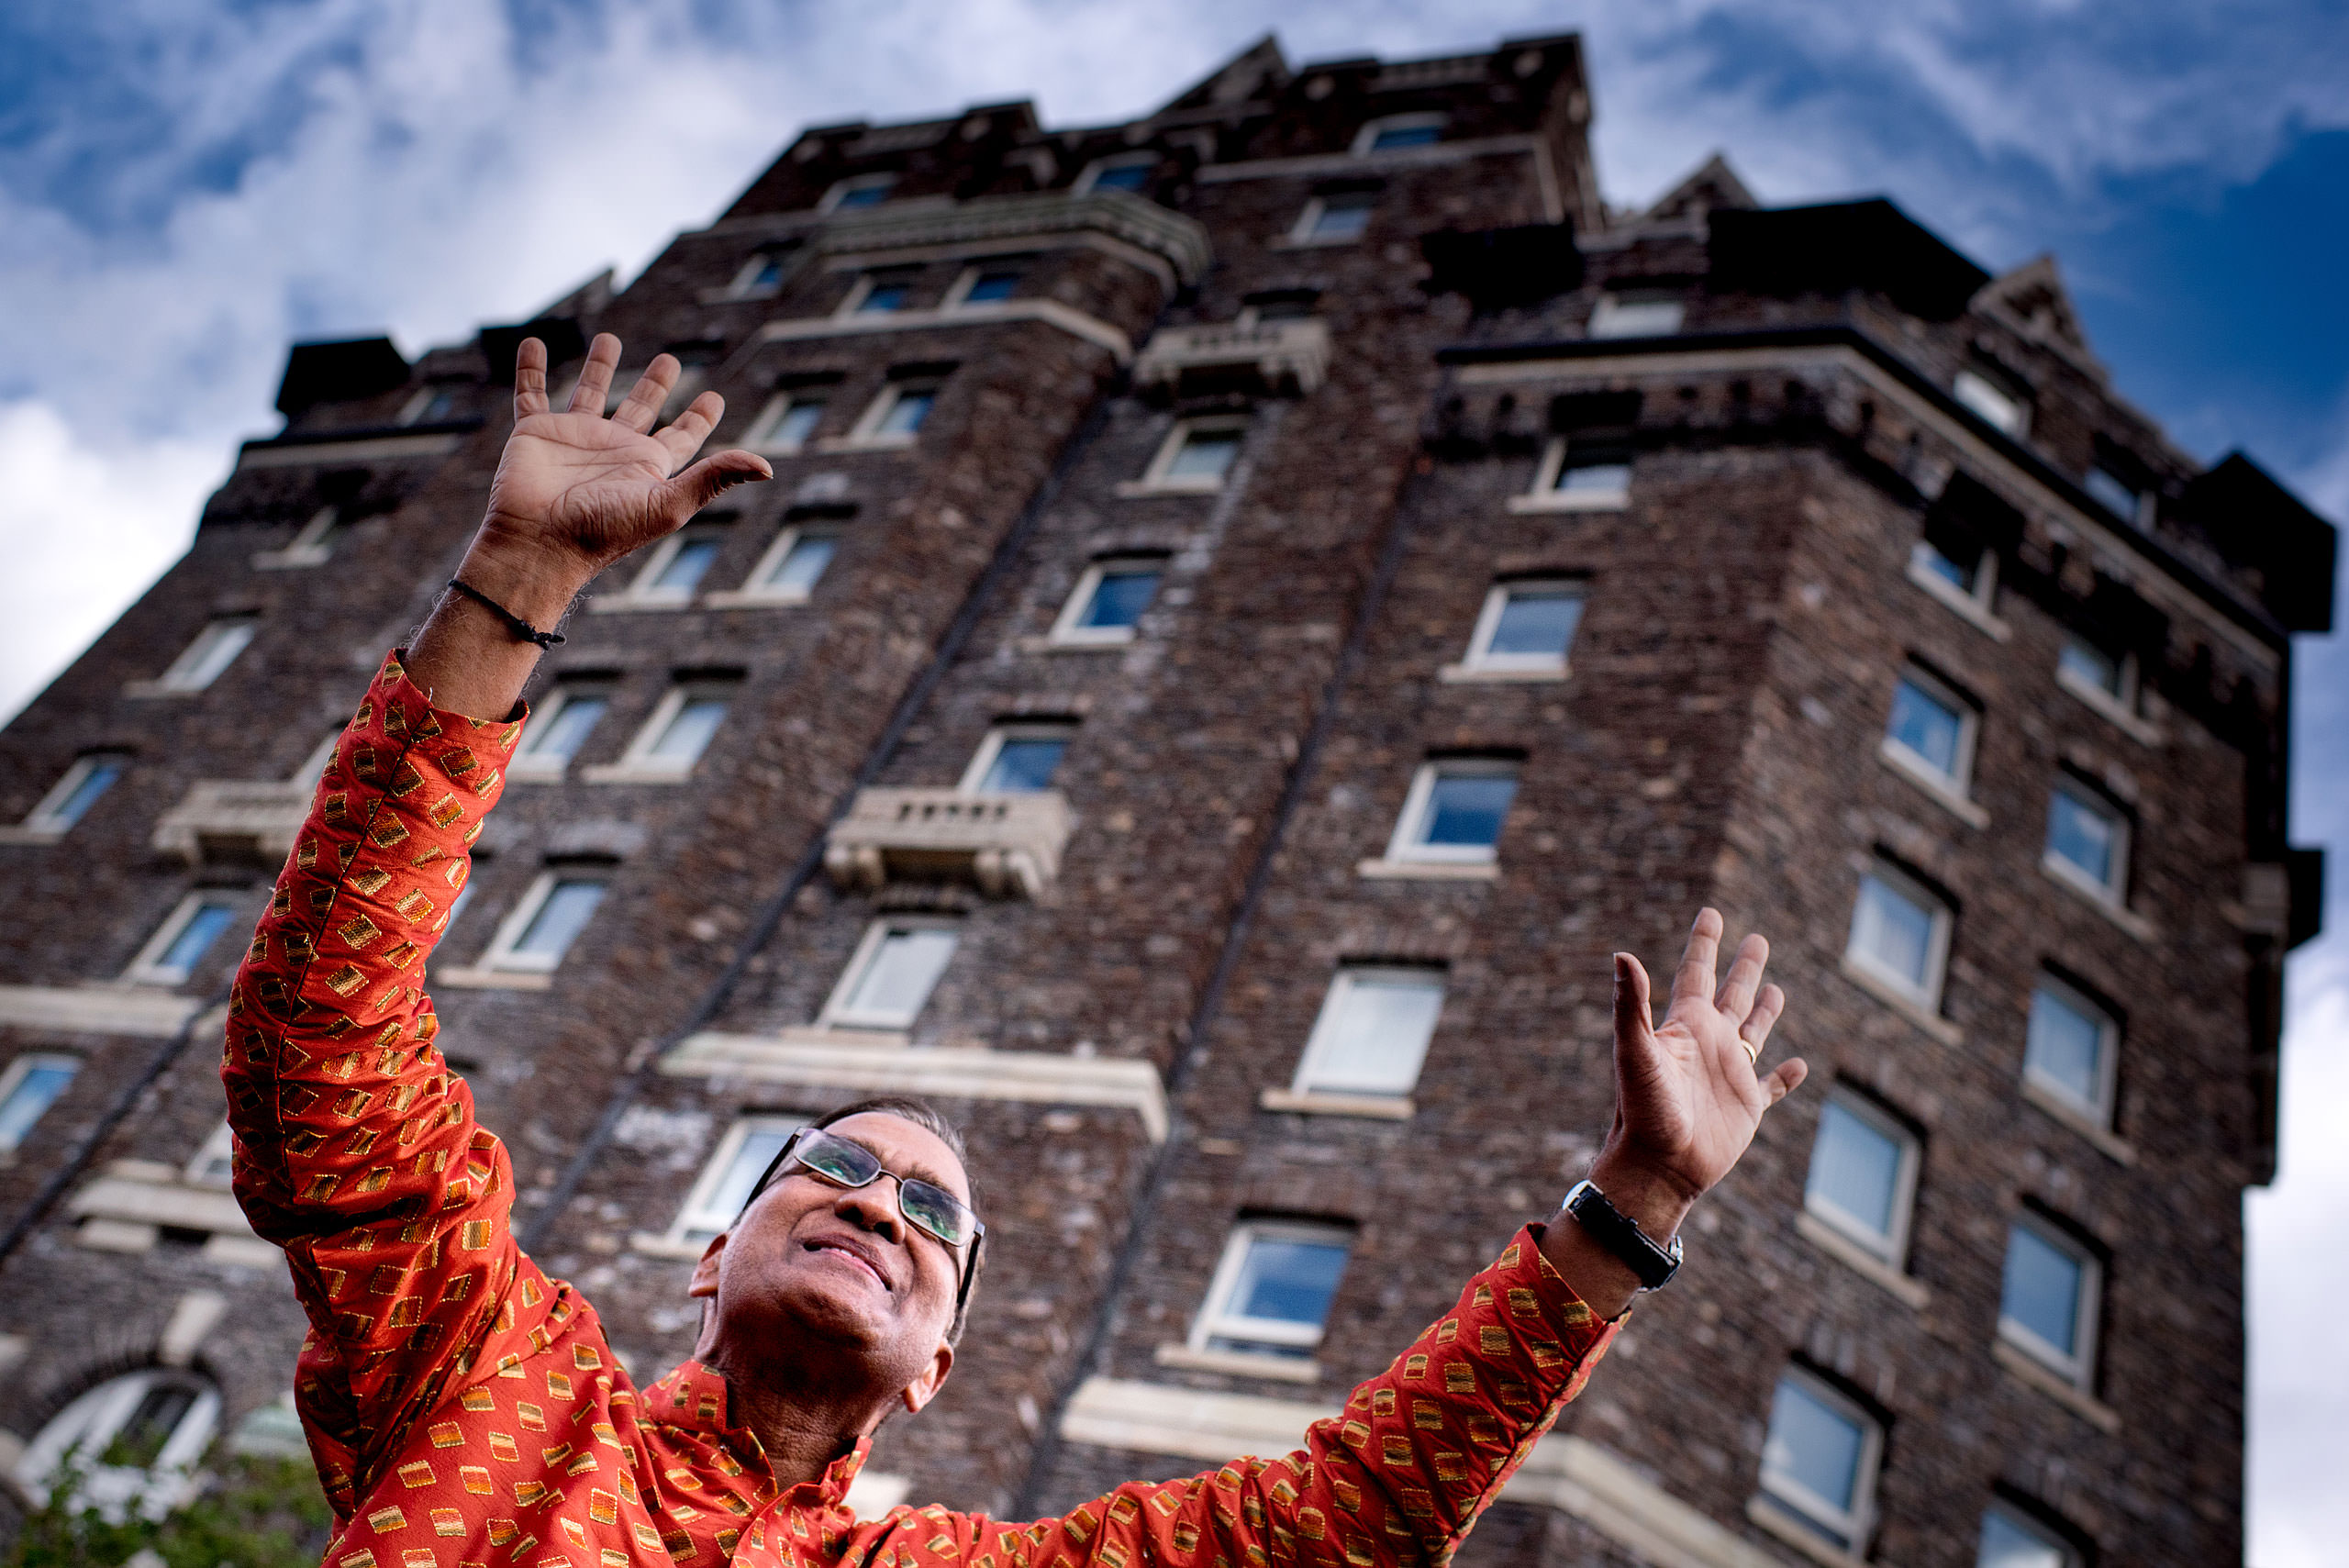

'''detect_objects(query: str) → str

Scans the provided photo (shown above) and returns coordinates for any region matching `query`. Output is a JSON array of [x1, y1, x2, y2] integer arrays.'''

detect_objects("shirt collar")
[[650, 1360, 871, 1507]]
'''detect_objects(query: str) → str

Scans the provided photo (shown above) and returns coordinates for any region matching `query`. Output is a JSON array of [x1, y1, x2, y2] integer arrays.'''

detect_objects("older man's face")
[[692, 1113, 972, 1395]]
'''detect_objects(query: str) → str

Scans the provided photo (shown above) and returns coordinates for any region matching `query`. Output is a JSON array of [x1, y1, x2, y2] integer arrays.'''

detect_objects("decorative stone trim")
[[662, 1030, 1168, 1141], [150, 778, 311, 865], [1744, 1497, 1865, 1567], [1356, 858, 1500, 882], [1133, 318, 1330, 398], [813, 190, 1210, 285], [1256, 1088, 1414, 1120], [1437, 663, 1567, 684], [0, 984, 207, 1039], [432, 966, 555, 993], [750, 299, 1135, 365], [235, 430, 469, 472], [824, 787, 1074, 899], [1152, 1343, 1324, 1385], [67, 1160, 277, 1266]]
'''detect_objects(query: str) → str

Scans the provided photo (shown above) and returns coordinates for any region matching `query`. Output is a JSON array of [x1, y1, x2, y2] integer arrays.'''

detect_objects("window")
[[847, 272, 916, 315], [255, 503, 343, 568], [1884, 666, 1978, 791], [288, 729, 343, 786], [1292, 193, 1375, 244], [399, 385, 460, 426], [155, 617, 255, 693], [1135, 420, 1244, 492], [1291, 967, 1445, 1100], [2055, 633, 2134, 712], [962, 723, 1074, 795], [949, 262, 1025, 306], [1519, 439, 1631, 510], [1910, 536, 1999, 619], [2043, 780, 2128, 901], [744, 395, 827, 453], [1954, 368, 2030, 437], [1758, 1369, 1881, 1551], [1588, 291, 1686, 339], [1803, 1091, 1920, 1263], [821, 920, 960, 1029], [621, 530, 724, 606], [1977, 1504, 2080, 1568], [1385, 761, 1520, 865], [1192, 1220, 1353, 1359], [821, 173, 896, 212], [1051, 558, 1164, 645], [127, 892, 242, 987], [1845, 862, 1953, 1008], [607, 684, 733, 779], [740, 528, 841, 603], [1077, 156, 1155, 195], [0, 1054, 77, 1152], [1354, 114, 1444, 154], [2024, 978, 2120, 1125], [1998, 1216, 2100, 1385], [512, 683, 611, 778], [728, 249, 796, 299], [2083, 464, 2148, 527], [20, 753, 126, 835], [481, 871, 608, 974], [186, 1120, 237, 1188], [847, 381, 941, 447], [16, 1370, 220, 1520], [1461, 581, 1585, 675], [671, 1115, 805, 1245]]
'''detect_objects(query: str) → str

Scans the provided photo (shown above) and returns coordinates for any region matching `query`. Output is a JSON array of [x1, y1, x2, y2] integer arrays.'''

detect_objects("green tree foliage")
[[6, 1451, 334, 1568]]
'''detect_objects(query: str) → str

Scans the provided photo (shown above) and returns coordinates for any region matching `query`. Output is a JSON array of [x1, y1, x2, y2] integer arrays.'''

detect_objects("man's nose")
[[834, 1182, 903, 1241]]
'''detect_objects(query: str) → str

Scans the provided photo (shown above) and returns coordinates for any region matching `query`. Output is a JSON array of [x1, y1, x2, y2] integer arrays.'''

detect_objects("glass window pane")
[[2026, 986, 2109, 1108], [651, 539, 720, 593], [1230, 1237, 1349, 1325], [523, 695, 607, 763], [848, 929, 959, 1022], [650, 698, 728, 764], [963, 271, 1020, 303], [1555, 461, 1631, 495], [178, 621, 255, 688], [833, 181, 891, 209], [1888, 678, 1965, 775], [515, 880, 605, 961], [1851, 873, 1935, 988], [1590, 296, 1686, 338], [857, 283, 909, 314], [2001, 1225, 2085, 1357], [2083, 466, 2140, 520], [1977, 1509, 2070, 1568], [2057, 639, 2121, 696], [1918, 541, 1978, 594], [878, 391, 934, 436], [777, 401, 825, 446], [1954, 371, 2026, 434], [114, 1383, 200, 1468], [1309, 201, 1372, 240], [159, 902, 238, 975], [0, 1062, 77, 1150], [1764, 1377, 1864, 1514], [50, 762, 123, 828], [1419, 773, 1517, 849], [763, 535, 839, 595], [1080, 569, 1161, 629], [1806, 1102, 1904, 1241], [1486, 590, 1583, 659], [2046, 790, 2118, 885], [1369, 123, 1442, 150], [1093, 163, 1152, 192], [978, 737, 1068, 794], [1310, 976, 1443, 1095], [1166, 430, 1241, 481], [694, 1124, 798, 1236]]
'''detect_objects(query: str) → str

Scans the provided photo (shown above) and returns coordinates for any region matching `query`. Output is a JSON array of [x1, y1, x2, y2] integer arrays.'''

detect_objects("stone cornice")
[[704, 191, 1210, 286]]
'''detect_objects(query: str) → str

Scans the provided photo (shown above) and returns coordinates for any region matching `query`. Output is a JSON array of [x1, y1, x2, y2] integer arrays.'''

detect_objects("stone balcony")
[[823, 787, 1072, 899], [1133, 317, 1330, 398], [151, 778, 310, 865]]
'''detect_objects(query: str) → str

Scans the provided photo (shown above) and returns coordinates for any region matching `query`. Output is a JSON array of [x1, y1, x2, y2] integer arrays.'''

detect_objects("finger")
[[1761, 1057, 1809, 1106], [567, 333, 622, 416], [1611, 951, 1654, 1053], [513, 337, 551, 419], [655, 391, 727, 471], [1715, 932, 1769, 1022], [1672, 908, 1723, 1015], [1739, 983, 1787, 1055], [611, 352, 680, 433], [657, 450, 774, 520]]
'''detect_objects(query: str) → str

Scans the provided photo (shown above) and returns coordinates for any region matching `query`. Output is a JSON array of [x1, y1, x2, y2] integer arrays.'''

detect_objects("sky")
[[2, 0, 2344, 1557]]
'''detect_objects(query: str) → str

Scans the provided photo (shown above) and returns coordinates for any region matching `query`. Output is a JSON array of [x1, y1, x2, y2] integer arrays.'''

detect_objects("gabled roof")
[[1154, 34, 1290, 114], [1637, 153, 1756, 227], [1973, 254, 2104, 377]]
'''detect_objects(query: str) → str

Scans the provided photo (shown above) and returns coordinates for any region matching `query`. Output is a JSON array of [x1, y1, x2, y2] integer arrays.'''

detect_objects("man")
[[225, 335, 1805, 1566]]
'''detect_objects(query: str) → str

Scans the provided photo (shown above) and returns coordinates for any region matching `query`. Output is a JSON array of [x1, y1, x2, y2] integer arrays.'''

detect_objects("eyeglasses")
[[746, 1127, 986, 1314]]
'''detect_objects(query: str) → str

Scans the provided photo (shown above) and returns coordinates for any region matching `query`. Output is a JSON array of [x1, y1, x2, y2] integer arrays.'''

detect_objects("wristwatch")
[[1563, 1178, 1683, 1291]]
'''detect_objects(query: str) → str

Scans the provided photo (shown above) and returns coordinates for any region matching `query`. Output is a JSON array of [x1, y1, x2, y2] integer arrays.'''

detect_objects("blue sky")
[[1, 1, 2343, 1558]]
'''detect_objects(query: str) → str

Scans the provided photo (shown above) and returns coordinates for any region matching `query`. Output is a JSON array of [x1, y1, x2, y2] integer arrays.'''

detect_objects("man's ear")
[[687, 1230, 729, 1301], [897, 1340, 954, 1416]]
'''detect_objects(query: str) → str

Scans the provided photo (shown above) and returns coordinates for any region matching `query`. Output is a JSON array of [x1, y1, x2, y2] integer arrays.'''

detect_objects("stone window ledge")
[[579, 762, 696, 785], [1795, 1211, 1930, 1308], [1112, 479, 1224, 499], [1505, 491, 1627, 515], [1905, 559, 2011, 640], [69, 1161, 278, 1267], [1744, 1497, 1868, 1568], [0, 984, 212, 1040], [1437, 663, 1567, 684], [0, 824, 68, 846], [1876, 740, 1989, 828], [589, 596, 692, 615], [1257, 1087, 1414, 1120], [433, 966, 554, 992], [1835, 957, 1964, 1046], [1356, 858, 1500, 883], [628, 1232, 708, 1261], [814, 434, 918, 455], [703, 589, 813, 610], [121, 681, 201, 700], [2020, 1078, 2138, 1165], [2056, 668, 2163, 746], [1993, 1339, 2122, 1434], [1152, 1342, 1323, 1385], [2039, 855, 2158, 942]]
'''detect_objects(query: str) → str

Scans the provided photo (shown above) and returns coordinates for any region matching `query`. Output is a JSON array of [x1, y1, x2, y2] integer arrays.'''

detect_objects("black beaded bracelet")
[[446, 578, 566, 648]]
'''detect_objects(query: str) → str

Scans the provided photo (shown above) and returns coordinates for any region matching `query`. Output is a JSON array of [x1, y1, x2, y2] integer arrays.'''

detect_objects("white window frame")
[[18, 753, 128, 836], [667, 1114, 806, 1245], [1587, 291, 1687, 339], [1954, 368, 2031, 438], [594, 683, 735, 782], [941, 259, 1027, 310], [1907, 538, 2006, 636], [818, 172, 897, 213], [818, 917, 961, 1031], [1048, 557, 1166, 646], [1844, 860, 1954, 1010], [610, 528, 725, 609], [835, 270, 918, 319], [155, 617, 256, 693], [1881, 663, 1980, 795], [1512, 438, 1631, 512], [1758, 1366, 1882, 1552], [1073, 153, 1157, 195], [1130, 417, 1247, 495], [252, 504, 342, 570], [185, 1119, 237, 1189], [1351, 112, 1446, 156], [2042, 778, 2131, 905], [742, 392, 828, 453], [397, 385, 460, 427], [1803, 1089, 1922, 1265], [2083, 464, 2154, 529], [1287, 193, 1375, 246], [710, 525, 841, 607], [1978, 1502, 2082, 1568], [1998, 1215, 2101, 1387], [727, 250, 796, 300], [510, 683, 613, 781], [16, 1369, 221, 1520], [126, 891, 243, 988], [1460, 580, 1585, 676], [1289, 966, 1446, 1100], [958, 721, 1076, 795], [1187, 1218, 1353, 1357], [2023, 975, 2121, 1127], [2054, 633, 2139, 721], [478, 869, 609, 975], [1384, 759, 1519, 865], [0, 1053, 79, 1152], [841, 381, 940, 449]]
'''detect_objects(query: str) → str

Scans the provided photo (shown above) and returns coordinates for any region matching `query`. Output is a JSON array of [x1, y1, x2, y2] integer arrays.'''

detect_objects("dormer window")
[[820, 173, 896, 213], [1588, 290, 1686, 339], [1077, 155, 1156, 195], [1354, 114, 1445, 154], [1954, 367, 2030, 438], [399, 385, 460, 426], [2084, 463, 2152, 528]]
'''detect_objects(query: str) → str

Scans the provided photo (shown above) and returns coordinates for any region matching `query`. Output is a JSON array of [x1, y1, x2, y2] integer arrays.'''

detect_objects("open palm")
[[1607, 909, 1806, 1205], [478, 334, 772, 575]]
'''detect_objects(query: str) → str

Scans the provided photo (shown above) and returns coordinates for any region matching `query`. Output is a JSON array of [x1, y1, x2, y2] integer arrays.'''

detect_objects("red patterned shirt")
[[226, 652, 1620, 1568]]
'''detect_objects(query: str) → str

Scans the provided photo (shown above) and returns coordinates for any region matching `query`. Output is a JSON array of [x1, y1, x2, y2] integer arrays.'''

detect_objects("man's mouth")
[[804, 1237, 891, 1291]]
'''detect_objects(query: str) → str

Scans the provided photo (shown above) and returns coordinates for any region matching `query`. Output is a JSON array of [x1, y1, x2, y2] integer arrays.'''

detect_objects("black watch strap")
[[1563, 1179, 1683, 1291]]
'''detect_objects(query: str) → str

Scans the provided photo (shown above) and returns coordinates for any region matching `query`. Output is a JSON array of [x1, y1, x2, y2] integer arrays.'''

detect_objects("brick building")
[[0, 30, 2332, 1568]]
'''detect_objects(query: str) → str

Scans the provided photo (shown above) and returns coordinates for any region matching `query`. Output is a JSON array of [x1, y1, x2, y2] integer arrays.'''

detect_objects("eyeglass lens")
[[794, 1129, 977, 1248]]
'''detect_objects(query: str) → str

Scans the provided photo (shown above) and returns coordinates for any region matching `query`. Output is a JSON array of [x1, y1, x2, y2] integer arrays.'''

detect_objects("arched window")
[[14, 1368, 219, 1518]]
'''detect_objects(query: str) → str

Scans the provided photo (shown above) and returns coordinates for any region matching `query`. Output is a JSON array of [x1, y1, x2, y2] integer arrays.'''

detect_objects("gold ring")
[[1741, 1037, 1762, 1065]]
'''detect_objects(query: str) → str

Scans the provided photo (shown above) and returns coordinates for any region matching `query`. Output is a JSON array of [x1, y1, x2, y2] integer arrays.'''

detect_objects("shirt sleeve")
[[941, 1227, 1619, 1568], [222, 651, 590, 1515]]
